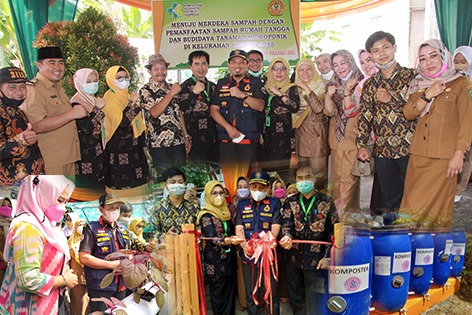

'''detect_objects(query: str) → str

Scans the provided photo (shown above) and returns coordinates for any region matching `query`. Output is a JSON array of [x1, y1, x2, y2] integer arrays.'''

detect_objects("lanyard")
[[299, 194, 317, 221], [265, 94, 274, 127], [191, 76, 211, 103], [221, 220, 228, 237]]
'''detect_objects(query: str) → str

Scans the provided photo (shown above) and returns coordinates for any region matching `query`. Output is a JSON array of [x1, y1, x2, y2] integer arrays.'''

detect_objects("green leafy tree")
[[0, 0, 21, 67], [300, 23, 342, 58], [34, 7, 139, 97]]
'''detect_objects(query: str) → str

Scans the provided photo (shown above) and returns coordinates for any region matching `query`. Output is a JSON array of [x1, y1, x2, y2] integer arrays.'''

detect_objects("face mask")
[[375, 59, 396, 70], [423, 63, 448, 79], [44, 204, 67, 223], [274, 188, 286, 199], [0, 95, 25, 107], [248, 69, 263, 77], [76, 226, 84, 234], [0, 206, 12, 217], [296, 180, 314, 195], [321, 70, 334, 81], [135, 227, 144, 236], [82, 82, 99, 95], [66, 221, 74, 229], [114, 79, 130, 90], [167, 183, 186, 197], [103, 209, 120, 223], [118, 217, 132, 226], [212, 195, 225, 207], [455, 63, 469, 72], [251, 190, 267, 202], [237, 188, 250, 199]]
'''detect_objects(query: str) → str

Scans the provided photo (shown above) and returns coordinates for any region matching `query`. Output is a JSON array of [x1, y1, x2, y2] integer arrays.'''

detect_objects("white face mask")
[[321, 70, 334, 81], [237, 188, 250, 199], [251, 190, 267, 202], [103, 209, 120, 223], [119, 217, 132, 225], [114, 79, 130, 90], [167, 183, 186, 197], [76, 226, 84, 234]]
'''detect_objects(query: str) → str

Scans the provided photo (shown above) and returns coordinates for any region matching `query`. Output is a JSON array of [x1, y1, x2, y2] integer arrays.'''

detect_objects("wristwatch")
[[420, 92, 432, 103]]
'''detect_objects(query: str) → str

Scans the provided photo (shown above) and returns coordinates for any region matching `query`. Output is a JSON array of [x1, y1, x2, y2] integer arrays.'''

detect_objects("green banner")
[[152, 0, 300, 68]]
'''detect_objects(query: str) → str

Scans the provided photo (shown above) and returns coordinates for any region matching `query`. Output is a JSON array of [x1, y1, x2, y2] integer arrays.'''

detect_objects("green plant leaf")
[[133, 292, 141, 304], [149, 268, 168, 292], [99, 272, 115, 289], [155, 290, 165, 308]]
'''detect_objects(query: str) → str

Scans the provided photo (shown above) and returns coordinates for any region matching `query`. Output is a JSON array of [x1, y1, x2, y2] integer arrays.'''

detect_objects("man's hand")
[[169, 83, 182, 97], [375, 87, 392, 103], [316, 258, 330, 270], [229, 86, 245, 99], [21, 123, 38, 145], [192, 81, 205, 94], [70, 105, 88, 119], [357, 147, 371, 162], [225, 125, 241, 139], [279, 235, 292, 250]]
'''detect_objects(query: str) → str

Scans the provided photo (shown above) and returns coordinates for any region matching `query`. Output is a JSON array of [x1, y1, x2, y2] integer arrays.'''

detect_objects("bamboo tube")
[[180, 229, 191, 315], [183, 224, 199, 314], [333, 223, 345, 263], [165, 234, 177, 315], [175, 233, 183, 314]]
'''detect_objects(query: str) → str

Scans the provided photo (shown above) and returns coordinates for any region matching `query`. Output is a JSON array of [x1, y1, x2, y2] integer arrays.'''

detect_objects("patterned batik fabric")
[[357, 64, 418, 159]]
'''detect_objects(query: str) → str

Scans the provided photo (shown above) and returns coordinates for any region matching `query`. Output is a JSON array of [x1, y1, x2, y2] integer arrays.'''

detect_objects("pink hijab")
[[5, 175, 75, 260], [70, 68, 104, 112]]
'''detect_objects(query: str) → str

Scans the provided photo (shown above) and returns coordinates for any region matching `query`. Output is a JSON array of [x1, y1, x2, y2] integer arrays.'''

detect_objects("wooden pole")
[[165, 234, 177, 315], [180, 229, 191, 314], [183, 224, 199, 314]]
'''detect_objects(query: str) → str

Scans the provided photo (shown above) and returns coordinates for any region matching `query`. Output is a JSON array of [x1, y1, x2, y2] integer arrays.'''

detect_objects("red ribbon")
[[247, 231, 278, 315], [194, 230, 207, 314]]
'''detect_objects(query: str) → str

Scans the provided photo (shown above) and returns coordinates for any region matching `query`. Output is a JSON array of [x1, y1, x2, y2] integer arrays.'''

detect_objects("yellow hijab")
[[264, 57, 296, 95], [102, 66, 146, 147], [292, 58, 325, 128], [196, 180, 231, 225], [129, 217, 146, 242], [68, 219, 86, 266]]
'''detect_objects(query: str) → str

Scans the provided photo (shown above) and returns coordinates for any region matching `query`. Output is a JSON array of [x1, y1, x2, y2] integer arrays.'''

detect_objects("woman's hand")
[[447, 150, 465, 178], [268, 85, 282, 97], [425, 80, 446, 99], [344, 78, 358, 94], [63, 268, 78, 288], [327, 85, 336, 98]]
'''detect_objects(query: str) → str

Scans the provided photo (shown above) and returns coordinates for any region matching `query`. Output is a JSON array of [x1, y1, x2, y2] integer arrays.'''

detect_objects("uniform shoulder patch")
[[27, 78, 38, 86]]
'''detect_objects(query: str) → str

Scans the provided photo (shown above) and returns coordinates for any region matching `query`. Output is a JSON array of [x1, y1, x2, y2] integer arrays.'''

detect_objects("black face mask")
[[0, 94, 25, 107]]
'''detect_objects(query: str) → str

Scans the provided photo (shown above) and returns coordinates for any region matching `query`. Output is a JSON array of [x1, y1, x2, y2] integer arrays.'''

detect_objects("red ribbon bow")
[[247, 231, 278, 314]]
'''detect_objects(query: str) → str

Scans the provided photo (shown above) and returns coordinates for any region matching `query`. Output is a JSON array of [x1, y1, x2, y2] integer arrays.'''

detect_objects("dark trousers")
[[208, 273, 236, 315], [87, 288, 127, 313], [287, 260, 328, 315], [149, 144, 186, 171], [375, 156, 409, 213], [242, 262, 279, 315], [219, 141, 257, 166], [189, 141, 219, 164]]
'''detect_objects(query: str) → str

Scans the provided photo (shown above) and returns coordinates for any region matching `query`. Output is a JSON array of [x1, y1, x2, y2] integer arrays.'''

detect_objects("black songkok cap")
[[37, 46, 64, 61]]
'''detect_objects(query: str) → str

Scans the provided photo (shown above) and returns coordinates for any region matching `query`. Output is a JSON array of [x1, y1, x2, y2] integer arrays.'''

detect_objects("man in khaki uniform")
[[22, 46, 87, 175]]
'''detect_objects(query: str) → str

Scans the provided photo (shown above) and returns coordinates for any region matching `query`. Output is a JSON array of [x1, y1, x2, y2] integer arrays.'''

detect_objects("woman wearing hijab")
[[71, 68, 106, 189], [453, 46, 472, 203], [399, 39, 472, 228], [67, 218, 88, 315], [129, 218, 146, 243], [62, 212, 79, 239], [0, 175, 78, 314], [102, 66, 149, 193], [261, 57, 299, 174], [325, 50, 364, 215], [197, 180, 241, 315], [294, 58, 329, 191]]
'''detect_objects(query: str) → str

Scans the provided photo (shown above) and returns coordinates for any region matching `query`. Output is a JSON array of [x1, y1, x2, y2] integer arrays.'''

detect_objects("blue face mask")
[[296, 180, 314, 195], [82, 82, 99, 95]]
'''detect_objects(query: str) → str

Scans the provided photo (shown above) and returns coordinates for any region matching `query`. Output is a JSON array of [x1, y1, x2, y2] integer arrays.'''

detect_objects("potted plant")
[[99, 248, 167, 312]]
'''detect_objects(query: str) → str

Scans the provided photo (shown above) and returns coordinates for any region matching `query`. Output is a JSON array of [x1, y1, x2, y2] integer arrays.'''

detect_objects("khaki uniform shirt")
[[22, 73, 80, 169], [404, 76, 472, 159]]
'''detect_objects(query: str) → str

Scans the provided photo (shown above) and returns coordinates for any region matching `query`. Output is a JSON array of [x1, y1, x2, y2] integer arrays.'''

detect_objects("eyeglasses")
[[272, 67, 287, 72], [211, 191, 225, 196], [115, 76, 130, 82], [249, 59, 263, 64]]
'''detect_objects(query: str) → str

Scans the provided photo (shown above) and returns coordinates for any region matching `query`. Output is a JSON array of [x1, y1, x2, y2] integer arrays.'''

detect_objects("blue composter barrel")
[[326, 224, 372, 315], [409, 229, 434, 295], [371, 226, 411, 312], [450, 230, 466, 277], [432, 230, 453, 285]]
